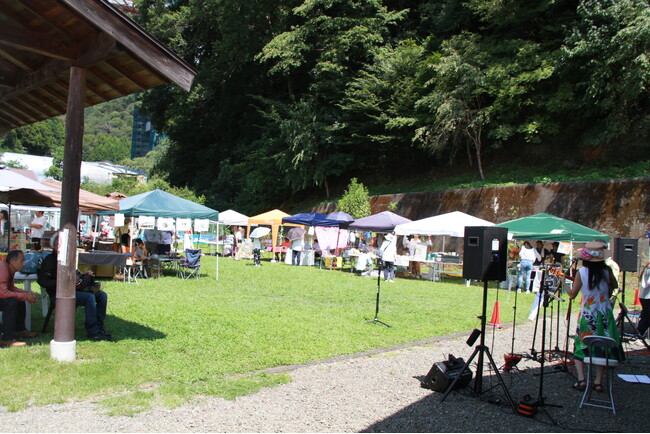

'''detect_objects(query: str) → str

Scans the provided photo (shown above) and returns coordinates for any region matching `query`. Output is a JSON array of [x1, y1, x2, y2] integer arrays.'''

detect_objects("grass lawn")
[[0, 255, 540, 415]]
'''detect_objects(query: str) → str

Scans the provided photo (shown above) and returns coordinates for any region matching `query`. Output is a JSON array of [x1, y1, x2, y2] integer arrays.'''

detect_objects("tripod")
[[441, 280, 517, 413], [533, 275, 563, 411], [616, 302, 650, 351], [366, 260, 390, 327]]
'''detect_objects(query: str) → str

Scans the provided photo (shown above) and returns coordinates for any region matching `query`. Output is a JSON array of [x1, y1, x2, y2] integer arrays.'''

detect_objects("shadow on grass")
[[31, 312, 166, 343]]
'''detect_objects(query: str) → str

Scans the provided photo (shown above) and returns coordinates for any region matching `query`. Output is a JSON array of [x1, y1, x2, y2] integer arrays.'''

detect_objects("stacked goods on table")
[[9, 233, 30, 251]]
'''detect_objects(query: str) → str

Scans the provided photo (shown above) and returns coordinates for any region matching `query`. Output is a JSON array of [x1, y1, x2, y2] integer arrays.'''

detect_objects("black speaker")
[[462, 226, 508, 281], [613, 238, 638, 272], [421, 354, 473, 392]]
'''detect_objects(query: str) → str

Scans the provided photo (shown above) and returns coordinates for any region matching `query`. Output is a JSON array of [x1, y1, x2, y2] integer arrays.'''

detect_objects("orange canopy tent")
[[247, 209, 301, 259]]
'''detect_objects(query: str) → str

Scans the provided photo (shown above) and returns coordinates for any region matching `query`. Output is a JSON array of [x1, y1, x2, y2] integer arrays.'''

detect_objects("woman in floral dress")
[[567, 241, 622, 391]]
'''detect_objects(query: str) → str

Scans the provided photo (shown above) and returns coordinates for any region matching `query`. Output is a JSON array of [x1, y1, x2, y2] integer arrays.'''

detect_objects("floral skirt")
[[573, 308, 624, 361]]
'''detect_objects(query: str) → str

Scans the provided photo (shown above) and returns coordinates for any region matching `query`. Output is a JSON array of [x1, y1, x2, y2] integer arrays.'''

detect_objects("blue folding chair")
[[178, 249, 201, 279]]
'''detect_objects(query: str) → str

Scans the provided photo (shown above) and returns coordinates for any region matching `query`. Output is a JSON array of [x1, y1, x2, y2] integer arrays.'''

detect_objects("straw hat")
[[577, 241, 606, 262]]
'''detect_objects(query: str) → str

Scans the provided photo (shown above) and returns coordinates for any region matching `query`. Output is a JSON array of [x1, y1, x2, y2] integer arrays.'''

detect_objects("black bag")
[[76, 272, 101, 295]]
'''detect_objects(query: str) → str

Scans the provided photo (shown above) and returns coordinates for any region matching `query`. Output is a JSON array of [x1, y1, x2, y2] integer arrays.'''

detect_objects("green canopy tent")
[[98, 189, 219, 278], [495, 213, 609, 242]]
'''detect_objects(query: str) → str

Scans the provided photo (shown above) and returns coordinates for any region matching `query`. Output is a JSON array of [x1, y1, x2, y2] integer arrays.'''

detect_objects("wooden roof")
[[0, 0, 196, 134]]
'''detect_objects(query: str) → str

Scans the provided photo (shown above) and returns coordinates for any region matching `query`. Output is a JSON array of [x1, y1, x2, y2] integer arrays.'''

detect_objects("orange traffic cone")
[[634, 289, 641, 307], [488, 301, 502, 328]]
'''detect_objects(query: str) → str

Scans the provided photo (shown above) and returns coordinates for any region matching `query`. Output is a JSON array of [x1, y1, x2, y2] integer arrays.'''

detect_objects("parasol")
[[250, 227, 271, 238], [286, 227, 306, 240]]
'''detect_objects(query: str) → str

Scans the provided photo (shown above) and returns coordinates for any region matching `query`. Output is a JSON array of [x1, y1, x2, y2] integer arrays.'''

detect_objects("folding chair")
[[579, 335, 620, 414], [178, 249, 201, 279]]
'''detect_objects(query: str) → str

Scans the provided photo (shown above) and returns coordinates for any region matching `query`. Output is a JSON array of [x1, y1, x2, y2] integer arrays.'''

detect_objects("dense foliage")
[[0, 95, 135, 165], [4, 1, 649, 214], [133, 0, 649, 214]]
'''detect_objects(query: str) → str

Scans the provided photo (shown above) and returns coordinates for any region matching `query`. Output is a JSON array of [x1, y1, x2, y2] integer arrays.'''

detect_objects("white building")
[[0, 152, 143, 184]]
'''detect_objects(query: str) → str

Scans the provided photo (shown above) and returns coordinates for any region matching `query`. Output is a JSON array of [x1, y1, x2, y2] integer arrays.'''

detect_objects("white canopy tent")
[[394, 211, 494, 250], [217, 209, 249, 226]]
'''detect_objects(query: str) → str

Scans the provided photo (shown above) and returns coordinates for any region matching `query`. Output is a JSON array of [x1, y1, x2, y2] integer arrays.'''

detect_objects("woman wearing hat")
[[566, 241, 622, 391], [380, 233, 397, 282]]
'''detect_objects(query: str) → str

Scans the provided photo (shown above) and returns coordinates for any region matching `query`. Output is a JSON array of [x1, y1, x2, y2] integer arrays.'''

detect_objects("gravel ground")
[[1, 312, 648, 433]]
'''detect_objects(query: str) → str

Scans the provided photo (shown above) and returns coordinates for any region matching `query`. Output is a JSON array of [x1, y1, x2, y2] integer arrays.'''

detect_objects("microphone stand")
[[366, 239, 392, 327]]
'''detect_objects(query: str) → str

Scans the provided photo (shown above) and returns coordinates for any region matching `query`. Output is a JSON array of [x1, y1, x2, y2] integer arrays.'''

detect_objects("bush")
[[338, 178, 371, 219]]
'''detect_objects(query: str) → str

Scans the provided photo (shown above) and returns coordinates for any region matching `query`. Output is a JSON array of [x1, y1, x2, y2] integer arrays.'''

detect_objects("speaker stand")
[[617, 271, 627, 339], [617, 302, 650, 352], [441, 280, 517, 413], [366, 261, 390, 327]]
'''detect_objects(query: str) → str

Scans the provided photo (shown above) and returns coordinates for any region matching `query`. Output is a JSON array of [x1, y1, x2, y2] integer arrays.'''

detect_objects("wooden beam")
[[0, 47, 35, 72], [0, 100, 37, 124], [0, 22, 77, 61], [103, 58, 147, 90], [17, 94, 58, 118], [38, 85, 69, 109], [54, 65, 86, 353], [0, 102, 29, 125], [88, 64, 134, 95], [0, 32, 116, 101], [62, 0, 195, 91], [12, 95, 48, 120]]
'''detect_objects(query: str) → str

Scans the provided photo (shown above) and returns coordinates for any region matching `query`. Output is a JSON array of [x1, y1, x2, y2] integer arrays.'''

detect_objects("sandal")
[[572, 380, 586, 390], [593, 383, 604, 392]]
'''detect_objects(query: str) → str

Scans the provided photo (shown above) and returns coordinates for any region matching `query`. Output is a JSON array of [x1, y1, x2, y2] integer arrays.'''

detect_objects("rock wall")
[[310, 178, 650, 253]]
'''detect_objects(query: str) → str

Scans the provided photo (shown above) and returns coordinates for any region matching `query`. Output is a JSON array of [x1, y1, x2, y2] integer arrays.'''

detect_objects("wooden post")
[[51, 66, 85, 361]]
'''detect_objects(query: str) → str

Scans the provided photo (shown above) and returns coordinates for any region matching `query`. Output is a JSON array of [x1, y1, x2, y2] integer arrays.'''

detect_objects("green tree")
[[87, 134, 130, 163], [0, 118, 65, 156], [337, 177, 370, 219], [561, 0, 650, 152], [44, 147, 64, 180], [415, 33, 490, 180], [255, 0, 406, 195]]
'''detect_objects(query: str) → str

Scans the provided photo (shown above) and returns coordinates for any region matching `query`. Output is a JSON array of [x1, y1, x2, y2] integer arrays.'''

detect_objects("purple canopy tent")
[[347, 211, 411, 233]]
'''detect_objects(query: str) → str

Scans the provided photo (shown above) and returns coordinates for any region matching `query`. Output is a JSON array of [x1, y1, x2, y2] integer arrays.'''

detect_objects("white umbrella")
[[250, 227, 271, 238]]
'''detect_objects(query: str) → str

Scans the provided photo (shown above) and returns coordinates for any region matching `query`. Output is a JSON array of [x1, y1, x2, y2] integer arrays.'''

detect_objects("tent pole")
[[216, 222, 219, 280]]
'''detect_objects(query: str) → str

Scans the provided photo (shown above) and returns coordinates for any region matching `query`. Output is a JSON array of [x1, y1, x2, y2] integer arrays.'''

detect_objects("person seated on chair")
[[0, 250, 39, 347], [355, 247, 374, 277], [37, 234, 111, 341], [566, 241, 622, 392]]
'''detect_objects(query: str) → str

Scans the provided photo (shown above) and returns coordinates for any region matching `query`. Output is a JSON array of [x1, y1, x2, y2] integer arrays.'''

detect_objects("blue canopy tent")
[[282, 212, 342, 227], [282, 212, 355, 256]]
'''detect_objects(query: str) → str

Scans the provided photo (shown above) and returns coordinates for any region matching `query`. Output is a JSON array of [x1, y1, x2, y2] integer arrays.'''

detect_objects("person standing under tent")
[[158, 230, 173, 255], [517, 241, 541, 293], [567, 241, 622, 391], [252, 236, 262, 267], [380, 233, 397, 282], [143, 228, 160, 256], [29, 210, 46, 251], [534, 240, 548, 266], [0, 210, 9, 251], [408, 234, 422, 279], [113, 217, 131, 251], [290, 235, 304, 266], [548, 241, 566, 265], [637, 261, 650, 338]]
